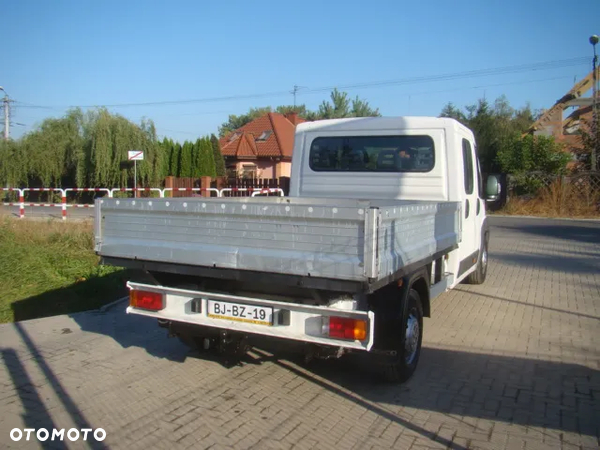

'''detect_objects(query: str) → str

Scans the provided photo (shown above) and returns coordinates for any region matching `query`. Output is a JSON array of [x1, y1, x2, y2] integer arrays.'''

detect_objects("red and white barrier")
[[26, 203, 61, 207], [24, 188, 63, 192], [65, 188, 112, 195], [1, 188, 25, 219], [3, 186, 288, 219], [23, 188, 67, 221], [64, 188, 112, 216], [2, 188, 65, 219], [110, 188, 165, 198]]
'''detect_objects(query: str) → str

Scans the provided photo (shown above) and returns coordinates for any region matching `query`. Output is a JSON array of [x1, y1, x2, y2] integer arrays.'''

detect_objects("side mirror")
[[485, 174, 501, 201]]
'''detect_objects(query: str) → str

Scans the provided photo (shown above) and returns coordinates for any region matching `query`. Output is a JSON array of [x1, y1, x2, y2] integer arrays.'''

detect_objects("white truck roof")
[[296, 116, 471, 135], [291, 116, 476, 202]]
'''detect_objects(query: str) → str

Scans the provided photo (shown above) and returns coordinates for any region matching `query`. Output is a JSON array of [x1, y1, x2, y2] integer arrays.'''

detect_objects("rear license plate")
[[207, 300, 273, 326]]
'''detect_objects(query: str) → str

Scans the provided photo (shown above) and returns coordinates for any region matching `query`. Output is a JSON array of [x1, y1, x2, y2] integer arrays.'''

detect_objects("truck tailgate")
[[95, 197, 460, 283]]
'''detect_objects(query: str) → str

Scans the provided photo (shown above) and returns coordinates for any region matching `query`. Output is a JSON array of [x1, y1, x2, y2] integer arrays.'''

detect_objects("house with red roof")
[[219, 112, 305, 178]]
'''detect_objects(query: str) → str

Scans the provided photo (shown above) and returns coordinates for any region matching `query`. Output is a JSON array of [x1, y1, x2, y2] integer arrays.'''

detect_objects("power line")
[[15, 89, 291, 109], [9, 100, 57, 110], [11, 73, 579, 139], [306, 57, 588, 93], [10, 73, 583, 140], [13, 56, 590, 110], [401, 74, 573, 98], [153, 75, 577, 137]]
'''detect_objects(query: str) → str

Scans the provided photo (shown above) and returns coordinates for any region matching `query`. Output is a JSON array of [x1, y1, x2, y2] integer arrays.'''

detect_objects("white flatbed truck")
[[95, 117, 495, 381]]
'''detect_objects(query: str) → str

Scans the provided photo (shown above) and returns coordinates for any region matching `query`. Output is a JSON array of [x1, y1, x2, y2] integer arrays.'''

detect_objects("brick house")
[[531, 101, 594, 151], [219, 112, 305, 178]]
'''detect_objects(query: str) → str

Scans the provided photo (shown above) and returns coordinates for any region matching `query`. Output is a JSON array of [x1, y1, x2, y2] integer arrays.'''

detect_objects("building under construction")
[[526, 68, 599, 168]]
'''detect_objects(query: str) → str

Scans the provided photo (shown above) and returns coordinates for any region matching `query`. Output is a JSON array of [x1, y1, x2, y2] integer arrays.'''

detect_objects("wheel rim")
[[481, 245, 488, 274], [405, 311, 420, 365]]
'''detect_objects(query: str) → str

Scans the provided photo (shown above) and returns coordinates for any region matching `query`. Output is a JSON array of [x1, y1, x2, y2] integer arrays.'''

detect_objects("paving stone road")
[[1, 205, 94, 220], [0, 216, 599, 450]]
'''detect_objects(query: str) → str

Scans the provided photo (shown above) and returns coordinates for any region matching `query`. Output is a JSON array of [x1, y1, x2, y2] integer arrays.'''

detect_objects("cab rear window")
[[309, 135, 435, 172]]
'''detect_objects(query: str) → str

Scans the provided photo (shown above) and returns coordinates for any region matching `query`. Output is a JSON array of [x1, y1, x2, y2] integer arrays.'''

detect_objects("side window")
[[462, 139, 474, 195], [476, 153, 483, 199]]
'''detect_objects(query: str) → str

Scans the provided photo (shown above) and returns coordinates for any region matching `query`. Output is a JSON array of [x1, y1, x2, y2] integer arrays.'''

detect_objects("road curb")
[[489, 214, 600, 223], [99, 296, 129, 312]]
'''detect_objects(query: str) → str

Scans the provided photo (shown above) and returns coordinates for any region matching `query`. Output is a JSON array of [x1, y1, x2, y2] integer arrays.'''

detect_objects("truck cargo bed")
[[95, 197, 460, 287]]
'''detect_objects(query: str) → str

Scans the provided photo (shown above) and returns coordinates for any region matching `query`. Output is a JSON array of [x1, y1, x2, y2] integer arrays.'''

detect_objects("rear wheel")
[[465, 232, 489, 285], [383, 288, 424, 383]]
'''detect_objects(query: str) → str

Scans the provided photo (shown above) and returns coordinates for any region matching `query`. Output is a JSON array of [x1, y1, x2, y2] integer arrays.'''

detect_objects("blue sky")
[[2, 0, 599, 142]]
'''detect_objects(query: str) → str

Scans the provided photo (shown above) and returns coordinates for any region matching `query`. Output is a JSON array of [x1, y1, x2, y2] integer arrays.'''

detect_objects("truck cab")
[[290, 117, 489, 286]]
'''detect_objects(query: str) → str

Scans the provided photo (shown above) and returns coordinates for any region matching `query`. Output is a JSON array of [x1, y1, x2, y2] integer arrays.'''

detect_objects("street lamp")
[[591, 35, 599, 171]]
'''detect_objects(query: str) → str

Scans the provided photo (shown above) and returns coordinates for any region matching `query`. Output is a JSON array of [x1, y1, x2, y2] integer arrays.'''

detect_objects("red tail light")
[[130, 290, 164, 311], [327, 317, 367, 341]]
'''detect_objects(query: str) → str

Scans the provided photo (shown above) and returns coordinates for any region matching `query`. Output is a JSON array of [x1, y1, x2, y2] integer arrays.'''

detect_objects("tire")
[[383, 288, 424, 383], [465, 232, 489, 285]]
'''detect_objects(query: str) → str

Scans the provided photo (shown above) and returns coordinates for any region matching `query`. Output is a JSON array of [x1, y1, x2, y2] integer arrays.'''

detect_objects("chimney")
[[285, 112, 299, 125]]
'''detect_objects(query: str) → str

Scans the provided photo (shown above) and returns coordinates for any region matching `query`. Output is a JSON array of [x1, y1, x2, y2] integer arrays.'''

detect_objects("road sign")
[[128, 150, 144, 196], [128, 150, 144, 161]]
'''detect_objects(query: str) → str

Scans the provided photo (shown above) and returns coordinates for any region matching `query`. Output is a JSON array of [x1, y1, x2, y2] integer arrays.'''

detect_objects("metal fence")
[[1, 186, 285, 220], [507, 171, 600, 196], [224, 177, 290, 196]]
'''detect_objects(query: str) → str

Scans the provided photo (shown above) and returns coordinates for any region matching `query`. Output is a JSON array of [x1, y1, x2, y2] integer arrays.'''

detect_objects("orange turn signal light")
[[328, 316, 367, 341]]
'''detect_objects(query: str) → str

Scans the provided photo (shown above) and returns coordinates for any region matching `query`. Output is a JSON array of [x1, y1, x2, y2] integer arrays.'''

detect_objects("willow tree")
[[81, 109, 162, 187], [0, 139, 29, 187], [88, 109, 113, 186], [0, 108, 163, 188], [0, 108, 89, 187], [16, 109, 87, 186], [137, 119, 163, 186]]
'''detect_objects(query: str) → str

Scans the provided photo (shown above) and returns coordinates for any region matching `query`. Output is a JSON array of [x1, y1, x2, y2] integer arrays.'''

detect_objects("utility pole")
[[0, 87, 10, 140], [590, 35, 599, 171], [290, 85, 307, 107]]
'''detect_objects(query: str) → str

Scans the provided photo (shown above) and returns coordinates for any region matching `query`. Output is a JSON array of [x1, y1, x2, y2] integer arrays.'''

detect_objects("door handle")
[[465, 199, 470, 218], [476, 198, 481, 215]]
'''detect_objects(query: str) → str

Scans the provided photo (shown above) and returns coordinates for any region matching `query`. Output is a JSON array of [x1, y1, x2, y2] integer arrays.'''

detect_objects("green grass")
[[0, 217, 131, 323]]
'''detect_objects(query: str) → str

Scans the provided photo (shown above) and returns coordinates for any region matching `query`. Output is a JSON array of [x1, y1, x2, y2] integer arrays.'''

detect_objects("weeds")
[[500, 179, 600, 218], [0, 218, 130, 323]]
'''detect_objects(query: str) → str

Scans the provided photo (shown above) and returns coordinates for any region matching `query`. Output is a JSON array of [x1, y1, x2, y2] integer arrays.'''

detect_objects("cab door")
[[457, 137, 481, 279]]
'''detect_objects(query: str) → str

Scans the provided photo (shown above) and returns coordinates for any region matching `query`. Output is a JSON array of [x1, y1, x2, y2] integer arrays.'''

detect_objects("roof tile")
[[219, 112, 306, 159]]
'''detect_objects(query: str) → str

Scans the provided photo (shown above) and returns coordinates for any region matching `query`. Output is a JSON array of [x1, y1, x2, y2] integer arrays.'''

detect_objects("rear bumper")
[[126, 282, 375, 351]]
